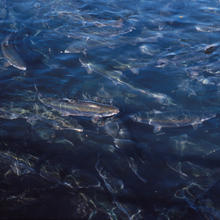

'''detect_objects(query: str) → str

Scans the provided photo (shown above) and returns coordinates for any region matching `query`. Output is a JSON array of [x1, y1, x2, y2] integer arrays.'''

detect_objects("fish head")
[[18, 65, 27, 71], [100, 105, 120, 117]]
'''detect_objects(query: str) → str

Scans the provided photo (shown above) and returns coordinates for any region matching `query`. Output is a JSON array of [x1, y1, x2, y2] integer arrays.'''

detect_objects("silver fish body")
[[1, 34, 27, 71], [39, 96, 119, 118], [130, 111, 216, 132]]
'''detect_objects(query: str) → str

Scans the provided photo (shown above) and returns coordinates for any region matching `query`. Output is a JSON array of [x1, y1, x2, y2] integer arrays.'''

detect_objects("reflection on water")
[[1, 0, 220, 219]]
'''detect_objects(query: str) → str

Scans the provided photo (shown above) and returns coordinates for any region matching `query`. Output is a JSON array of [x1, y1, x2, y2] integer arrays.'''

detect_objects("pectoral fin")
[[153, 125, 162, 133]]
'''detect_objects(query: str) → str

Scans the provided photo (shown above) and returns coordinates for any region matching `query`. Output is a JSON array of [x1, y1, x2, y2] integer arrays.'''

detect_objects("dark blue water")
[[1, 0, 220, 219]]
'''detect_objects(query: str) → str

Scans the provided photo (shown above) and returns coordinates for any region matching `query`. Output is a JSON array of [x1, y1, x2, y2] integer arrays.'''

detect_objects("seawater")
[[1, 0, 220, 219]]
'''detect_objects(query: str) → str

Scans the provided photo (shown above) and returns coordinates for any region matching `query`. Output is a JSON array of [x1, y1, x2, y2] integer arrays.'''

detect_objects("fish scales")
[[131, 111, 216, 132], [39, 96, 119, 117]]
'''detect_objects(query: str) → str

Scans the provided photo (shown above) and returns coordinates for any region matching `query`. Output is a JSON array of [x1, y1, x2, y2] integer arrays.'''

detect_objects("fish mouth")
[[107, 107, 120, 116]]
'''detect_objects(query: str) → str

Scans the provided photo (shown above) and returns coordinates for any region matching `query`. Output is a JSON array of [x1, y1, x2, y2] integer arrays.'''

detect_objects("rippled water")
[[1, 0, 220, 219]]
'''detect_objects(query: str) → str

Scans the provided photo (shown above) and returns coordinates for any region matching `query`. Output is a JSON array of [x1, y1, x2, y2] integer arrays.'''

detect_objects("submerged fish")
[[0, 103, 83, 133], [39, 110, 84, 132], [84, 62, 175, 106], [0, 106, 30, 120], [38, 95, 119, 118], [1, 34, 26, 71], [0, 151, 35, 176], [195, 25, 220, 32], [130, 110, 216, 132]]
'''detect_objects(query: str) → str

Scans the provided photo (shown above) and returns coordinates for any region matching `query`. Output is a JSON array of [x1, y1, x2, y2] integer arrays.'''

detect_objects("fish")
[[64, 39, 87, 54], [39, 110, 84, 132], [0, 104, 84, 133], [0, 151, 35, 176], [95, 157, 124, 194], [204, 44, 217, 54], [38, 95, 119, 118], [195, 25, 220, 32], [26, 112, 84, 133], [0, 106, 30, 120], [130, 110, 216, 133], [127, 157, 147, 183], [85, 62, 175, 106], [1, 34, 27, 71]]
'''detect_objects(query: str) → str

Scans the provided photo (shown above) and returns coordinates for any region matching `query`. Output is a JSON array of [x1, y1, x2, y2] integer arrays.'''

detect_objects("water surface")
[[1, 0, 220, 219]]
